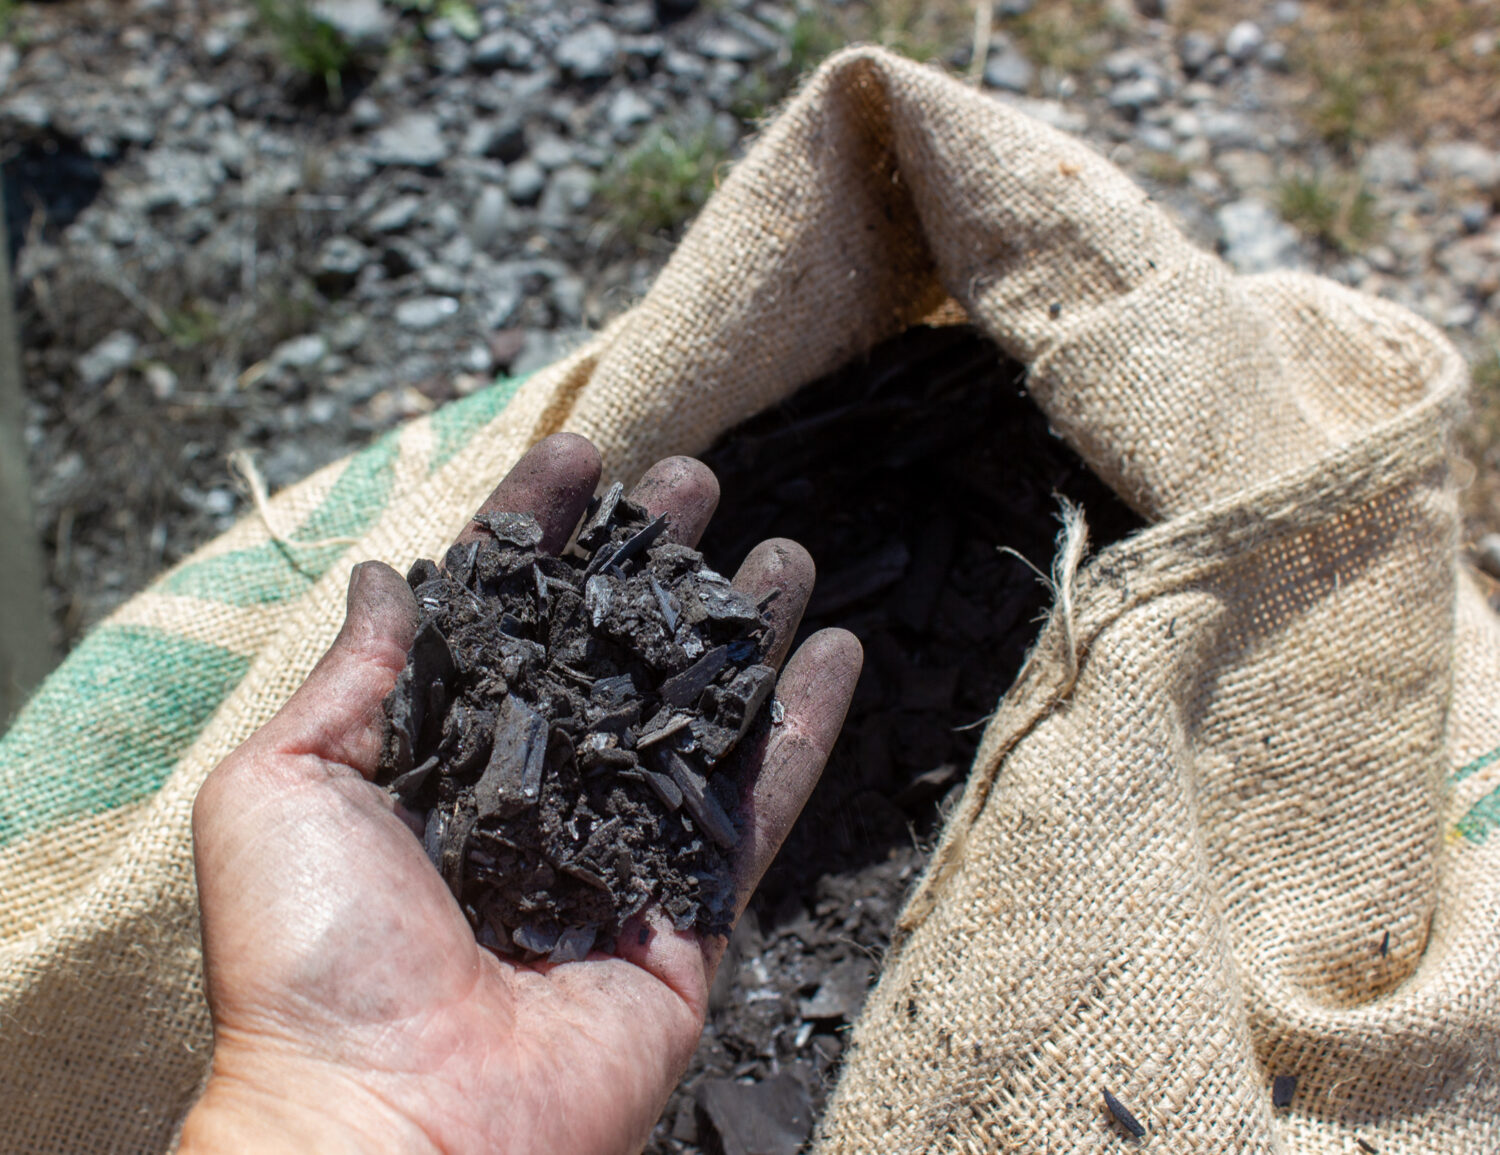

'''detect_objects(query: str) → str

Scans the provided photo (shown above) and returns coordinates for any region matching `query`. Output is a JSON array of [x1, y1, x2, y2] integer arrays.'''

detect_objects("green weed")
[[254, 0, 353, 101], [1004, 0, 1122, 77], [388, 0, 481, 41], [598, 125, 731, 244], [1277, 172, 1380, 254]]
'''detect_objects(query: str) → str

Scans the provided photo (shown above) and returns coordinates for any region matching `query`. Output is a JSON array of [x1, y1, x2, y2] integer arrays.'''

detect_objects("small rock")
[[367, 195, 424, 233], [472, 29, 535, 70], [327, 313, 370, 352], [1217, 198, 1302, 273], [1178, 31, 1216, 74], [143, 363, 178, 401], [983, 46, 1033, 94], [555, 25, 621, 81], [395, 296, 461, 331], [470, 185, 513, 249], [506, 158, 547, 206], [511, 328, 591, 378], [76, 331, 140, 388], [695, 1076, 813, 1155], [465, 117, 527, 162], [317, 236, 373, 290], [1361, 139, 1419, 189], [1109, 73, 1168, 114], [1459, 201, 1491, 234], [141, 148, 225, 208], [696, 28, 763, 61], [309, 0, 394, 49], [1198, 109, 1257, 150], [606, 88, 655, 136], [539, 167, 596, 229], [532, 136, 577, 170], [1224, 21, 1264, 62], [1427, 142, 1500, 192], [1271, 0, 1301, 24], [272, 334, 330, 371], [369, 114, 449, 168]]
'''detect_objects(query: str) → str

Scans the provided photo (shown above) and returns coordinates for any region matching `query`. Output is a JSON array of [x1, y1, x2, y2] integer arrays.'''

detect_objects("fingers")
[[253, 561, 420, 777], [732, 538, 816, 670], [455, 432, 602, 554], [730, 628, 862, 915], [627, 456, 720, 547]]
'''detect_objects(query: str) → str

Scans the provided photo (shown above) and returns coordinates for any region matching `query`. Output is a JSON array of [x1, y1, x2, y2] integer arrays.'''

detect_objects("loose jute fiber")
[[1, 48, 1493, 1153]]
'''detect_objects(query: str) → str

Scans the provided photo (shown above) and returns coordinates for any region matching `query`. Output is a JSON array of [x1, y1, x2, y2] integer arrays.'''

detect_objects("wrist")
[[178, 1044, 435, 1155]]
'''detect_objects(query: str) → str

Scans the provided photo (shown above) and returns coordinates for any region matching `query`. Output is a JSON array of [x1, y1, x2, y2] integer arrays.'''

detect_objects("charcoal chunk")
[[549, 925, 597, 963], [656, 748, 737, 849], [474, 509, 544, 549], [659, 645, 729, 708], [475, 695, 549, 817]]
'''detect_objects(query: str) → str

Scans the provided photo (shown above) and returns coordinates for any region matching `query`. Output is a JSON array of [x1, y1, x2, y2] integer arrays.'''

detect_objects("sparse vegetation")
[[598, 124, 732, 245], [389, 0, 481, 42], [1277, 171, 1380, 254], [1003, 0, 1123, 78], [254, 0, 354, 102]]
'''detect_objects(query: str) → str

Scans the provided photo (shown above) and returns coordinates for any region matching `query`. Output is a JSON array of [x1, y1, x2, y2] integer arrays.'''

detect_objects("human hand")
[[179, 434, 863, 1154]]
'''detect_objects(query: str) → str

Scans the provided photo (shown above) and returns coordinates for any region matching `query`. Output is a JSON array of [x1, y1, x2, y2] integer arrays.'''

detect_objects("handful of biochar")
[[376, 483, 777, 963]]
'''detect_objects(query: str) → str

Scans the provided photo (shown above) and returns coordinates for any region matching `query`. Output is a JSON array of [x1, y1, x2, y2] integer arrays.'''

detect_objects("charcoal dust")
[[376, 485, 776, 960]]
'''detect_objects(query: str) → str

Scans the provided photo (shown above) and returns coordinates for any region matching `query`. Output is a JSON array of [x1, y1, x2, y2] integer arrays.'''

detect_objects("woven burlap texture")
[[1, 46, 1494, 1153]]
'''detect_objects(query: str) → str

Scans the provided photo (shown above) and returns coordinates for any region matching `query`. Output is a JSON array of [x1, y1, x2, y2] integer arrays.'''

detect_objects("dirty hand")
[[180, 434, 862, 1155]]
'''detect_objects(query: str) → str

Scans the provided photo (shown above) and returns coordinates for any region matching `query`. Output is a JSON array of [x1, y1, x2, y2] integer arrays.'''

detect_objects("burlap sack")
[[1, 46, 1492, 1152]]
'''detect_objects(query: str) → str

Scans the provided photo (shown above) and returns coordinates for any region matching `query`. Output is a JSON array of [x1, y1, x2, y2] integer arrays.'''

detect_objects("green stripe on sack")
[[1455, 785, 1500, 846], [430, 375, 527, 474], [162, 431, 401, 608], [1451, 746, 1500, 786], [0, 626, 250, 846]]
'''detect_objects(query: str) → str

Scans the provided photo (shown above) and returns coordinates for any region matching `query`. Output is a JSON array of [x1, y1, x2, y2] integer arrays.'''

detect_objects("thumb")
[[253, 561, 420, 777]]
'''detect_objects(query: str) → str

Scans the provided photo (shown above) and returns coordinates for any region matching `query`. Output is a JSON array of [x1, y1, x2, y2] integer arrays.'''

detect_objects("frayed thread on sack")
[[228, 450, 361, 550], [1001, 498, 1090, 700]]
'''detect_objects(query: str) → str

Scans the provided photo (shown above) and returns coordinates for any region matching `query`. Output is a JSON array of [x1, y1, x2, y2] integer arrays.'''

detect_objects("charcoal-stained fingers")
[[628, 456, 721, 548], [455, 432, 602, 554], [731, 539, 816, 671]]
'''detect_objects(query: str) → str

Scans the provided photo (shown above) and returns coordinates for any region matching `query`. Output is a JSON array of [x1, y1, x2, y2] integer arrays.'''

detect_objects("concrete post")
[[0, 186, 57, 729]]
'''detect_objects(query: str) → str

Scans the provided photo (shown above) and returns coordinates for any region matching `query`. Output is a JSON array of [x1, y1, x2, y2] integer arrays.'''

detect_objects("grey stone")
[[75, 331, 140, 389], [555, 25, 621, 81], [550, 274, 586, 324], [272, 334, 329, 371], [1179, 31, 1216, 73], [532, 135, 577, 170], [140, 149, 225, 208], [1216, 149, 1275, 193], [606, 88, 655, 136], [317, 236, 373, 285], [309, 0, 394, 49], [1362, 139, 1418, 189], [1199, 109, 1257, 150], [202, 27, 235, 60], [1427, 142, 1500, 191], [1217, 198, 1302, 273], [1136, 124, 1174, 153], [506, 158, 547, 206], [464, 117, 527, 162], [697, 29, 763, 62], [349, 96, 383, 129], [367, 195, 424, 233], [1459, 200, 1491, 234], [1109, 73, 1168, 113], [983, 46, 1034, 94], [1224, 20, 1264, 62], [612, 2, 657, 35], [470, 185, 513, 249], [1259, 40, 1288, 70], [368, 114, 449, 168], [997, 0, 1033, 13], [539, 166, 595, 229], [664, 48, 707, 79], [473, 29, 536, 70], [511, 328, 591, 378], [327, 313, 370, 352], [797, 957, 874, 1021], [1271, 0, 1301, 25], [395, 296, 461, 331], [421, 264, 467, 295], [474, 264, 525, 328]]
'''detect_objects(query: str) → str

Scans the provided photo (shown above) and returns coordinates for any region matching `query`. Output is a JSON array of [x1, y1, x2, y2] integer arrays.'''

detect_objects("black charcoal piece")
[[650, 574, 679, 632], [584, 574, 614, 627], [656, 748, 737, 849], [549, 925, 597, 963], [609, 513, 668, 568], [1102, 1088, 1146, 1138], [443, 541, 480, 587], [636, 712, 693, 749], [591, 674, 636, 709], [474, 509, 544, 548], [690, 717, 740, 763], [512, 924, 560, 955], [660, 645, 729, 708], [475, 695, 549, 817], [575, 481, 625, 551], [406, 557, 440, 588], [695, 1075, 813, 1155], [440, 804, 475, 897], [713, 664, 777, 741], [1272, 1074, 1296, 1108], [422, 805, 447, 868], [683, 581, 763, 627], [389, 755, 439, 804], [642, 768, 684, 810]]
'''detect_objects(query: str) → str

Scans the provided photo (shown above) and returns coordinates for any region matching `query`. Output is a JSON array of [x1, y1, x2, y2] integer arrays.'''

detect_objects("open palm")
[[182, 435, 861, 1154]]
